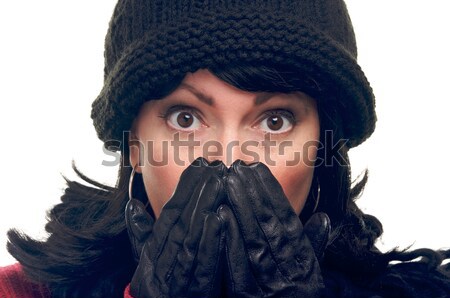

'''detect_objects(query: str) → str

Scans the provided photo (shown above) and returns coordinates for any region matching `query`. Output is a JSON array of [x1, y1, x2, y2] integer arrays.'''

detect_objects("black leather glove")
[[218, 161, 330, 298], [126, 157, 227, 298]]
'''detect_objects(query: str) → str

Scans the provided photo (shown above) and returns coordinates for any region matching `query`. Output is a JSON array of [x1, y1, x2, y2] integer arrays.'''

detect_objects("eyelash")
[[258, 109, 297, 134], [261, 109, 296, 123], [158, 105, 297, 132]]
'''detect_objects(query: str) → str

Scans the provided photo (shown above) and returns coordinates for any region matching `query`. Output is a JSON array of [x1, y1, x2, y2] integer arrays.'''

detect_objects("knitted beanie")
[[91, 0, 376, 150]]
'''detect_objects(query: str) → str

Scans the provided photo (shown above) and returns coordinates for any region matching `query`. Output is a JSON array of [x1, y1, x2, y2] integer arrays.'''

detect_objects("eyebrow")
[[179, 83, 276, 106]]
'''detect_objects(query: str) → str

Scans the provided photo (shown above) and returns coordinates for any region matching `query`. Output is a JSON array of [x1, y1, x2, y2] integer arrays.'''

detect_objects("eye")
[[259, 110, 295, 134], [163, 106, 203, 131]]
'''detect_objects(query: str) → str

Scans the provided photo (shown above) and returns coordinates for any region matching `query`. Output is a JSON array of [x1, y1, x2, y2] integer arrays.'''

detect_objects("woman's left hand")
[[218, 161, 328, 298]]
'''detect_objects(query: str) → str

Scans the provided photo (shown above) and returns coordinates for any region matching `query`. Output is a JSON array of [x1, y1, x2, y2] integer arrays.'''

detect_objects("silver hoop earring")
[[128, 164, 151, 211], [312, 179, 321, 213], [128, 165, 138, 201]]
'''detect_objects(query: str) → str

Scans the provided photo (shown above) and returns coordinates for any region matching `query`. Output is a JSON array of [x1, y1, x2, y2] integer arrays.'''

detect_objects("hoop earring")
[[128, 165, 138, 201], [312, 179, 321, 213], [128, 164, 152, 213]]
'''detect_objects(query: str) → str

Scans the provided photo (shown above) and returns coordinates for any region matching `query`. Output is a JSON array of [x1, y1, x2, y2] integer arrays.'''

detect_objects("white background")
[[0, 1, 449, 266]]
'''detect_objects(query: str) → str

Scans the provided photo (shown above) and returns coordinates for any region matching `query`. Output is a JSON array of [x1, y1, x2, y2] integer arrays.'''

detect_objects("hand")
[[218, 161, 330, 298], [125, 157, 227, 298]]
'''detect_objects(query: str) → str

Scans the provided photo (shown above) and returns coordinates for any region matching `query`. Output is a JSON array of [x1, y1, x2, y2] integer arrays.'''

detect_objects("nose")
[[203, 129, 259, 167]]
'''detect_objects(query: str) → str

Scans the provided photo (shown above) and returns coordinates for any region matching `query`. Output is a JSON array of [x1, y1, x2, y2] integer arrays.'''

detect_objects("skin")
[[130, 69, 320, 218]]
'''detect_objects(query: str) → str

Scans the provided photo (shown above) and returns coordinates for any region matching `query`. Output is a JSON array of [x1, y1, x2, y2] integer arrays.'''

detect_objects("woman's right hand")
[[125, 157, 227, 298]]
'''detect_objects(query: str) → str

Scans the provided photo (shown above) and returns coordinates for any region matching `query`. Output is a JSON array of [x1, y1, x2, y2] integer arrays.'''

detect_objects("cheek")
[[138, 132, 209, 218], [137, 128, 205, 218], [269, 164, 315, 215], [265, 136, 318, 215], [141, 161, 184, 218]]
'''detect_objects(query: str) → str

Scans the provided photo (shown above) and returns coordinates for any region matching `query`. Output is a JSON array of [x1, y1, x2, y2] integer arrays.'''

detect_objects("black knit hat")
[[91, 0, 376, 150]]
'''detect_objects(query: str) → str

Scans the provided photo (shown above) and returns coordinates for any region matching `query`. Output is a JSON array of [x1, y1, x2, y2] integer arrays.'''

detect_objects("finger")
[[155, 158, 225, 234], [250, 162, 302, 232], [141, 157, 210, 287], [208, 159, 227, 177], [304, 212, 331, 260], [217, 204, 262, 296], [155, 162, 225, 285], [226, 171, 276, 272], [130, 159, 225, 298], [226, 171, 285, 296], [186, 213, 225, 298], [241, 162, 323, 289], [125, 198, 154, 261], [234, 162, 304, 268], [176, 161, 226, 247], [150, 157, 209, 251], [229, 164, 298, 278], [171, 174, 225, 288], [183, 174, 226, 252]]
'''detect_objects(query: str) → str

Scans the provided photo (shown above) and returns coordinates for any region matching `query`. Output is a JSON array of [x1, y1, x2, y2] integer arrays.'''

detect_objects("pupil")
[[177, 112, 193, 128], [268, 116, 283, 130]]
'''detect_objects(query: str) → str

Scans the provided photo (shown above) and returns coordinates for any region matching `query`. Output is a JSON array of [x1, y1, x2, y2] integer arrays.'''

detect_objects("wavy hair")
[[7, 63, 450, 297]]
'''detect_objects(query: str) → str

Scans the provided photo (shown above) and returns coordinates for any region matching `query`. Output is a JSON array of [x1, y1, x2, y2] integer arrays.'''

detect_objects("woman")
[[2, 0, 450, 297]]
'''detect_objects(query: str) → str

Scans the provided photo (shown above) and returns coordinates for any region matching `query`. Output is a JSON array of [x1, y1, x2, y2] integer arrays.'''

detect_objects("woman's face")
[[130, 69, 320, 218]]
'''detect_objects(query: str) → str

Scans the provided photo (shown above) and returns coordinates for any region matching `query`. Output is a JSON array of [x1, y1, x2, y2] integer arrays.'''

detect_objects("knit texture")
[[0, 264, 49, 298], [91, 0, 376, 149]]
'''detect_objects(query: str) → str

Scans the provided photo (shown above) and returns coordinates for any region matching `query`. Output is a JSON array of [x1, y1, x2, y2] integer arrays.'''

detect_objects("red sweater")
[[0, 264, 134, 298], [0, 264, 48, 298]]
